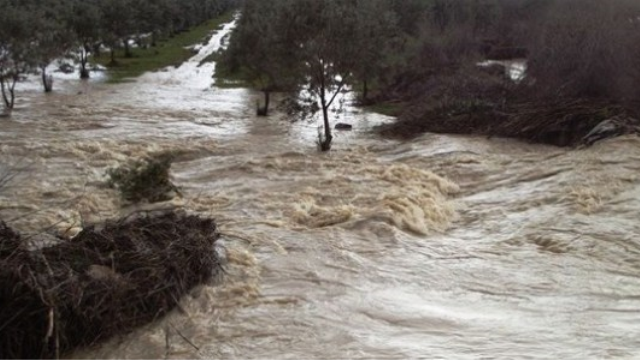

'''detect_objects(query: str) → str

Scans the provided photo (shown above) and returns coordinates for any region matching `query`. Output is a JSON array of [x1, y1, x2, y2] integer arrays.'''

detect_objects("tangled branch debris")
[[383, 94, 639, 147], [0, 211, 221, 359]]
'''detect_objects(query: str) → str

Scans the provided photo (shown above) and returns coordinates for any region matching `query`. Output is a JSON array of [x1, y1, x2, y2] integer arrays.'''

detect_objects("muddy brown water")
[[1, 19, 640, 360]]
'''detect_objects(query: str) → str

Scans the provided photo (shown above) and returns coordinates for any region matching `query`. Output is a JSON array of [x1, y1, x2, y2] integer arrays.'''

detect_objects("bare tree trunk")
[[0, 78, 8, 110], [319, 83, 332, 152], [110, 48, 117, 66], [9, 76, 16, 109], [257, 90, 271, 116], [1, 75, 17, 114], [123, 39, 133, 58], [320, 105, 332, 151], [362, 79, 369, 103], [80, 47, 90, 79], [41, 66, 53, 93]]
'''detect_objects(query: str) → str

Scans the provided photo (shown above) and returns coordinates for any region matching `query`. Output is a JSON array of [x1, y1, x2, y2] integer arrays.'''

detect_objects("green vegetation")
[[106, 153, 179, 203], [219, 0, 397, 150], [220, 0, 640, 148], [95, 12, 234, 83], [364, 103, 405, 118], [213, 60, 251, 88], [198, 50, 221, 67], [4, 0, 639, 147]]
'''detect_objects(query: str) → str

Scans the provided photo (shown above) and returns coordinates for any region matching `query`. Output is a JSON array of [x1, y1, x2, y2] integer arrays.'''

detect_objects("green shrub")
[[107, 153, 179, 203]]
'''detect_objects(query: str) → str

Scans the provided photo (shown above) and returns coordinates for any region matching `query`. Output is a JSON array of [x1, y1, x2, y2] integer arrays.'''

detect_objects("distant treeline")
[[220, 0, 640, 149], [0, 0, 238, 109]]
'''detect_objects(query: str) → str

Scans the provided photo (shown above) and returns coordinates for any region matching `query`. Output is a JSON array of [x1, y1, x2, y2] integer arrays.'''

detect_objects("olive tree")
[[224, 0, 387, 150], [351, 0, 398, 103], [287, 0, 361, 151], [98, 0, 137, 63], [68, 0, 102, 79], [221, 0, 300, 116], [0, 2, 37, 114], [34, 16, 76, 91]]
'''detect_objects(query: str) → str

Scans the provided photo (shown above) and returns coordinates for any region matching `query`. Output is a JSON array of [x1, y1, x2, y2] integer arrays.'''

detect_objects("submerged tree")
[[223, 0, 400, 150], [222, 0, 300, 116], [0, 2, 36, 114], [34, 6, 76, 92], [224, 0, 362, 150], [68, 0, 102, 79], [99, 0, 137, 64], [292, 0, 362, 151], [0, 0, 239, 114]]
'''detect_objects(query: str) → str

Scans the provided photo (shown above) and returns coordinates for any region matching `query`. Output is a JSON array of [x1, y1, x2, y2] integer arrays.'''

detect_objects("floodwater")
[[1, 18, 640, 360]]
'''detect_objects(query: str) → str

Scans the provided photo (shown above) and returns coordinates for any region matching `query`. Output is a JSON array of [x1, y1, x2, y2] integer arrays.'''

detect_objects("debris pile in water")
[[485, 100, 639, 146], [383, 92, 640, 146], [0, 211, 221, 359]]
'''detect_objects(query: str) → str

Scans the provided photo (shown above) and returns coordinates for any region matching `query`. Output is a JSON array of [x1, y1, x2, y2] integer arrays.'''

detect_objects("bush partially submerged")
[[107, 153, 179, 203], [0, 211, 221, 359]]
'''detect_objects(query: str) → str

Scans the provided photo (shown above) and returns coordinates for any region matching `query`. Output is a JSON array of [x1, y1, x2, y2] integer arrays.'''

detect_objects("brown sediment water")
[[1, 18, 640, 360]]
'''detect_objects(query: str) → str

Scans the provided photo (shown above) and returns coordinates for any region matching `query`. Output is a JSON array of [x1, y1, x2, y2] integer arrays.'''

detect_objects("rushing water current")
[[2, 19, 640, 360]]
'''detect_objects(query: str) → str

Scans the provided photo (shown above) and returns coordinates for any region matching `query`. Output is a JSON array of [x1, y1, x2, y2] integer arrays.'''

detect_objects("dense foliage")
[[107, 153, 179, 203], [220, 0, 640, 148]]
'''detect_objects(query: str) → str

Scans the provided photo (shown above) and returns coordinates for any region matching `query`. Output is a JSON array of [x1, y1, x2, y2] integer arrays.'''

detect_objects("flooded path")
[[1, 17, 640, 360]]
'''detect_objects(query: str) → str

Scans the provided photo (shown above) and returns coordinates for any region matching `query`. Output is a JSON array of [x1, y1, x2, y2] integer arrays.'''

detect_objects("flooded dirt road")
[[1, 18, 640, 360]]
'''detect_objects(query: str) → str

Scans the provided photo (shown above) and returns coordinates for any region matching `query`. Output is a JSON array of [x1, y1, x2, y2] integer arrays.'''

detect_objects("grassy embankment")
[[198, 31, 251, 88], [363, 102, 404, 117], [94, 12, 235, 83], [355, 81, 405, 117], [211, 55, 252, 89]]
